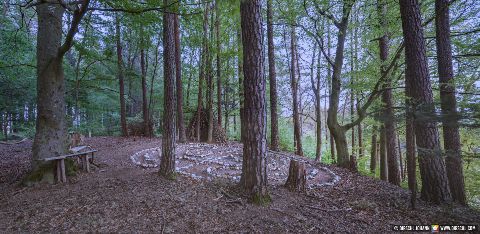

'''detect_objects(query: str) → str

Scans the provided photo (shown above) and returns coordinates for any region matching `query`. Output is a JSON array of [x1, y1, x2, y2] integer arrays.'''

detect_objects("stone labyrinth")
[[130, 142, 340, 189]]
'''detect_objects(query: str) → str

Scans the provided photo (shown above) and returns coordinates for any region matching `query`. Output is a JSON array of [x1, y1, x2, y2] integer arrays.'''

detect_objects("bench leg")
[[56, 160, 62, 183], [60, 159, 66, 183], [82, 154, 90, 173]]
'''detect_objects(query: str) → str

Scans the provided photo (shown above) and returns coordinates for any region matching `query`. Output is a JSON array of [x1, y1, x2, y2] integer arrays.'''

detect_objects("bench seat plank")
[[42, 150, 98, 161]]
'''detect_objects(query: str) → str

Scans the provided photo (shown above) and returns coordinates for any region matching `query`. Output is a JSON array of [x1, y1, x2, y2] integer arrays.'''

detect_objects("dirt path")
[[0, 137, 478, 233]]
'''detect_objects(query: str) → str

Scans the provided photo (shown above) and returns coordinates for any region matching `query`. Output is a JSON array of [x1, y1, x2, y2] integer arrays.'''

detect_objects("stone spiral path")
[[131, 142, 339, 188]]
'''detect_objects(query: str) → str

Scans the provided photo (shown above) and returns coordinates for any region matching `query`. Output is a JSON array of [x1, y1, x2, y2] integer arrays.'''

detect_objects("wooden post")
[[285, 159, 306, 192], [60, 159, 66, 183], [84, 154, 90, 172], [56, 160, 62, 183]]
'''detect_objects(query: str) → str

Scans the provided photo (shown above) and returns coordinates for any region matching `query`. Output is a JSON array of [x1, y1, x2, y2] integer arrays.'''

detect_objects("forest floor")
[[0, 137, 479, 233]]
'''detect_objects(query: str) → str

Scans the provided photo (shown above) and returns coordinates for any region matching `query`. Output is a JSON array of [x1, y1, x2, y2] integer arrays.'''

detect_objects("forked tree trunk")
[[239, 0, 270, 204], [400, 0, 451, 204], [116, 15, 128, 137], [174, 13, 187, 143], [159, 0, 176, 179], [435, 0, 466, 205], [378, 0, 401, 186], [267, 0, 279, 151]]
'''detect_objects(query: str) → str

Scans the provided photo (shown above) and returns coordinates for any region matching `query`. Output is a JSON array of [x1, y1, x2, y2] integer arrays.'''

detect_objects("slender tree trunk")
[[267, 0, 279, 151], [141, 46, 150, 137], [326, 1, 355, 168], [116, 15, 128, 137], [398, 133, 405, 180], [237, 28, 244, 142], [215, 0, 222, 128], [378, 0, 401, 186], [400, 0, 451, 204], [148, 37, 161, 127], [435, 0, 466, 205], [239, 0, 270, 204], [357, 121, 363, 157], [174, 13, 187, 142], [207, 7, 215, 143], [370, 125, 378, 173], [159, 0, 176, 179], [290, 26, 303, 156], [312, 45, 322, 161], [379, 125, 388, 181], [406, 89, 417, 208]]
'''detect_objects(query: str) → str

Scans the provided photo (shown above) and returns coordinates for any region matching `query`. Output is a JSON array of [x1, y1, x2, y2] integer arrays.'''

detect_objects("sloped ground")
[[0, 137, 478, 233]]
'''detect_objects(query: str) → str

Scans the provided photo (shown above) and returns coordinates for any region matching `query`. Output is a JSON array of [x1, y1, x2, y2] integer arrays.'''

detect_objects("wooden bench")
[[41, 149, 97, 183]]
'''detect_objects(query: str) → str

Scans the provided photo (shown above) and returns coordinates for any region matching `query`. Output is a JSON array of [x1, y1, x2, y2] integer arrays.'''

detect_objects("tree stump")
[[285, 160, 306, 192], [350, 155, 358, 173]]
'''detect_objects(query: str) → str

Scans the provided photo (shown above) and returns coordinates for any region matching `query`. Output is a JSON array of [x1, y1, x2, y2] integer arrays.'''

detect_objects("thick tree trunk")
[[290, 26, 303, 156], [435, 0, 466, 205], [378, 0, 401, 186], [116, 16, 128, 137], [267, 0, 279, 151], [32, 4, 67, 175], [370, 126, 378, 174], [196, 5, 209, 142], [400, 0, 451, 204], [285, 160, 306, 192], [239, 0, 270, 204], [159, 0, 177, 179], [379, 125, 388, 181], [215, 1, 222, 128], [207, 7, 215, 143], [174, 13, 187, 143]]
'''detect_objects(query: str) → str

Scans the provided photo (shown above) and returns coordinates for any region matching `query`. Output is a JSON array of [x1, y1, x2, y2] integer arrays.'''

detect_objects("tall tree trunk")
[[215, 0, 222, 128], [326, 0, 355, 168], [435, 0, 466, 205], [239, 0, 270, 204], [116, 15, 128, 137], [370, 125, 378, 173], [398, 133, 405, 180], [31, 1, 89, 181], [237, 28, 244, 142], [326, 25, 335, 162], [406, 85, 417, 208], [290, 26, 303, 156], [400, 0, 451, 204], [379, 125, 388, 181], [141, 46, 150, 137], [174, 13, 187, 143], [357, 121, 363, 157], [207, 6, 215, 143], [267, 0, 279, 151], [159, 0, 176, 179], [311, 44, 322, 162], [378, 0, 401, 186], [196, 5, 209, 141]]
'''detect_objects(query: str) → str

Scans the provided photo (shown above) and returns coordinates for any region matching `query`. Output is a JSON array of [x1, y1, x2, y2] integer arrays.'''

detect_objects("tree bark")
[[290, 26, 303, 157], [239, 0, 270, 204], [326, 0, 355, 168], [215, 0, 222, 128], [196, 5, 209, 141], [406, 84, 417, 208], [237, 28, 244, 142], [379, 125, 388, 181], [267, 0, 279, 151], [115, 15, 128, 137], [159, 0, 177, 179], [370, 125, 378, 174], [400, 0, 451, 204], [310, 44, 322, 162], [140, 45, 150, 137], [285, 160, 306, 192], [378, 0, 401, 186], [435, 0, 466, 205], [207, 6, 215, 143], [174, 13, 187, 143]]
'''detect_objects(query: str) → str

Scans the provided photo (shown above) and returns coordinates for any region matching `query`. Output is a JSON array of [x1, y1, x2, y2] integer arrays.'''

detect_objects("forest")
[[0, 0, 479, 232]]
